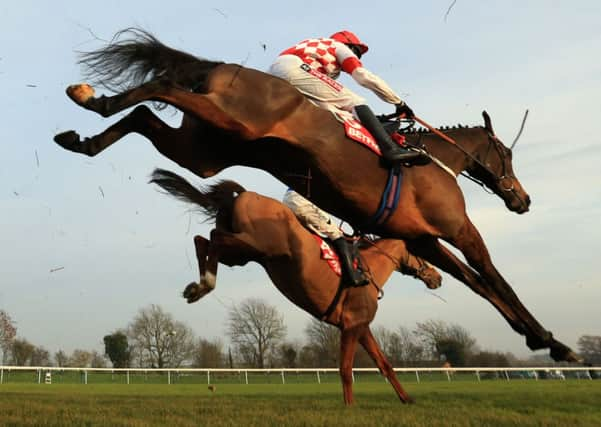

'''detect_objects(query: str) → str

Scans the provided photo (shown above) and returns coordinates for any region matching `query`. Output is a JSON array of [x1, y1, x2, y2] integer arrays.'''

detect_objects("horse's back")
[[204, 64, 307, 134], [230, 191, 302, 249]]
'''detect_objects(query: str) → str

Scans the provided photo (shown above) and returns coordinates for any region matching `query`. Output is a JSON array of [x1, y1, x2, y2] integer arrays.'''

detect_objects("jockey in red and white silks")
[[268, 35, 401, 113], [283, 188, 368, 287], [268, 30, 424, 166]]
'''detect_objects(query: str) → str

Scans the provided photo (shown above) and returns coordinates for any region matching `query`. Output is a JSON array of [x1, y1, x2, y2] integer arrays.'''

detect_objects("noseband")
[[462, 132, 528, 210]]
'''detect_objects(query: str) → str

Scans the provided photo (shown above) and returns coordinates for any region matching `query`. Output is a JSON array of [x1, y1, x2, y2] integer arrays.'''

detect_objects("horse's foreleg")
[[359, 328, 413, 404], [408, 237, 533, 337], [399, 250, 442, 290], [339, 327, 362, 406], [183, 235, 218, 303], [448, 218, 579, 362]]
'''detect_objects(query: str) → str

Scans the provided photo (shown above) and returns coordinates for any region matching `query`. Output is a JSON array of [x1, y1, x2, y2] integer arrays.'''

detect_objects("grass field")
[[2, 381, 601, 426]]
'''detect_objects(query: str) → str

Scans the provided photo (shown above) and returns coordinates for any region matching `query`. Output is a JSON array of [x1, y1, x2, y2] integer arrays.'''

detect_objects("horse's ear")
[[482, 110, 494, 134]]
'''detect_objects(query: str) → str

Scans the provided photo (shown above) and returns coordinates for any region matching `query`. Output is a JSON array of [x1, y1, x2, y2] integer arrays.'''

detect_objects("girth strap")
[[364, 165, 403, 229]]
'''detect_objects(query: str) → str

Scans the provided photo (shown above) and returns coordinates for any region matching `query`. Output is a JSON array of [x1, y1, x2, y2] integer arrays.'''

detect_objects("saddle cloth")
[[311, 234, 342, 276], [333, 110, 406, 155], [311, 234, 361, 277]]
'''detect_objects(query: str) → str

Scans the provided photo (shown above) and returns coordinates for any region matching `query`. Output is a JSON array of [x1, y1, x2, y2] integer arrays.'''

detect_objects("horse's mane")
[[149, 168, 245, 222], [78, 27, 223, 93], [398, 124, 484, 135]]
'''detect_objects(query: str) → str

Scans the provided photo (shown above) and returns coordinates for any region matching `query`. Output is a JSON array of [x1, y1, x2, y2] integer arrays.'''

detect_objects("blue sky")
[[1, 1, 600, 359]]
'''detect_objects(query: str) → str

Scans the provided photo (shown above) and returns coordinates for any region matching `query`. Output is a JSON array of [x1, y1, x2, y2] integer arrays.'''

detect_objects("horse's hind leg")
[[183, 235, 218, 303], [447, 218, 578, 362], [54, 104, 189, 157], [64, 81, 253, 137], [359, 328, 413, 404]]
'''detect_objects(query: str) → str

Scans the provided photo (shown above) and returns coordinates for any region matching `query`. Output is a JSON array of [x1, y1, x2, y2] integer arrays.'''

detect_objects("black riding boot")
[[333, 237, 369, 287], [355, 104, 423, 165]]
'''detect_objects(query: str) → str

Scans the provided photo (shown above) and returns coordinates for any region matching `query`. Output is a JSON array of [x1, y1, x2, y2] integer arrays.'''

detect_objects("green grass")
[[1, 381, 600, 426]]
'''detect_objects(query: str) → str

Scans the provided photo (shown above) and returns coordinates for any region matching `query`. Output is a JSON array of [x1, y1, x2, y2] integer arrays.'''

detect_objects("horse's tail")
[[149, 168, 245, 223], [79, 28, 223, 93]]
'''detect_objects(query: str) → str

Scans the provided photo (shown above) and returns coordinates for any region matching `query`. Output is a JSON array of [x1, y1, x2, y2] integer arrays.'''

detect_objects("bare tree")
[[90, 351, 108, 368], [577, 335, 601, 364], [10, 338, 35, 366], [227, 298, 286, 368], [373, 325, 425, 366], [31, 346, 51, 366], [0, 310, 17, 364], [69, 349, 93, 367], [54, 350, 68, 367], [414, 319, 476, 366], [304, 319, 340, 367], [192, 338, 224, 368], [128, 304, 195, 368]]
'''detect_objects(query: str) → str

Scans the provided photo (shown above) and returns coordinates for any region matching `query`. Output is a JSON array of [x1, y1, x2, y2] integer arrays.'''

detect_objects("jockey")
[[269, 30, 423, 166], [283, 188, 369, 287]]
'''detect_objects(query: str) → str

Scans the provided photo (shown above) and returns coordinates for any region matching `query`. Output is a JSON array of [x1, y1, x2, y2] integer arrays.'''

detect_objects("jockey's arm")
[[334, 41, 403, 105], [351, 67, 402, 105]]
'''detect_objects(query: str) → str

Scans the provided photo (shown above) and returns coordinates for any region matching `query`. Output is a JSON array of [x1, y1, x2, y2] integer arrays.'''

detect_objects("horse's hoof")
[[54, 130, 81, 149], [549, 341, 581, 363], [550, 345, 582, 363], [425, 276, 442, 289], [66, 84, 95, 106], [183, 282, 201, 303]]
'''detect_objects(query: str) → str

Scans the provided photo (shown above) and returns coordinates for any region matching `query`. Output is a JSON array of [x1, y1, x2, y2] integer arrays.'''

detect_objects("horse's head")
[[466, 112, 531, 214]]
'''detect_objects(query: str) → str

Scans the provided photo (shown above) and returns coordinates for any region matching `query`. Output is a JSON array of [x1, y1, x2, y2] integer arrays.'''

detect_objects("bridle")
[[461, 131, 529, 211], [404, 115, 528, 210]]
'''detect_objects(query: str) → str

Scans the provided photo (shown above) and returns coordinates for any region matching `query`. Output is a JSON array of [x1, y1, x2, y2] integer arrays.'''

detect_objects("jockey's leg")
[[354, 104, 425, 166], [333, 238, 369, 287], [283, 189, 368, 287]]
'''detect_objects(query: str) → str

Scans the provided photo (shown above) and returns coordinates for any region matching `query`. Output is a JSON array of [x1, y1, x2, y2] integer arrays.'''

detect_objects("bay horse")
[[54, 29, 578, 362], [150, 168, 442, 404]]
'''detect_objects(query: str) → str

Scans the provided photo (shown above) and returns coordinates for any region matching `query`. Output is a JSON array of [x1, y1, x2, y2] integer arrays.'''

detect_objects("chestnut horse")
[[54, 29, 577, 362], [150, 168, 442, 404]]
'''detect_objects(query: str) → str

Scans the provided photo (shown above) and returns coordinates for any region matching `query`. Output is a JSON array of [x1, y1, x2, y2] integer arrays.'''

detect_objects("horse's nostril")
[[526, 195, 531, 206]]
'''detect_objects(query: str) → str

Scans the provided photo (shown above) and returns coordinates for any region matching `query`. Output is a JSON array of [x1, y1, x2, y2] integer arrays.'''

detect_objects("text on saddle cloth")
[[335, 112, 406, 155]]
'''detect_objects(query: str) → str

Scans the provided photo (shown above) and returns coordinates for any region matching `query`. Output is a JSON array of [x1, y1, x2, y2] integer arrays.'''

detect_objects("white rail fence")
[[1, 366, 599, 385]]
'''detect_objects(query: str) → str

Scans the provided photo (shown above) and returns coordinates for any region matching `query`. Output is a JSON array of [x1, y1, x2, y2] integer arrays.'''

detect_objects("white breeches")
[[268, 54, 366, 113], [282, 189, 343, 241]]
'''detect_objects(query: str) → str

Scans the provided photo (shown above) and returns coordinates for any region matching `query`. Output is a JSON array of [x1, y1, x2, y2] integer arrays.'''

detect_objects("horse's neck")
[[419, 128, 485, 176]]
